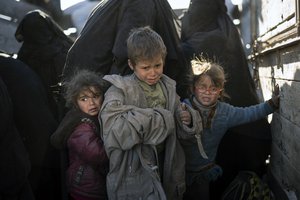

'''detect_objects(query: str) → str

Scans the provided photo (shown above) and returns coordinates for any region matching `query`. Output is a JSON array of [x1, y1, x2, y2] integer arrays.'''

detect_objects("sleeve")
[[67, 123, 108, 167], [99, 86, 176, 156], [175, 99, 203, 140], [226, 101, 274, 128]]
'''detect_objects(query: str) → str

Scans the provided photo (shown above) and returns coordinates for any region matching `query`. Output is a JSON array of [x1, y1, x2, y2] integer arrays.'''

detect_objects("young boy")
[[51, 70, 109, 200], [99, 26, 201, 200], [181, 57, 280, 200]]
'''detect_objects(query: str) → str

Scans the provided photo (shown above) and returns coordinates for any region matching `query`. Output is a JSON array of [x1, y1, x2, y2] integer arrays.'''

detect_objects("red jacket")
[[67, 122, 108, 199]]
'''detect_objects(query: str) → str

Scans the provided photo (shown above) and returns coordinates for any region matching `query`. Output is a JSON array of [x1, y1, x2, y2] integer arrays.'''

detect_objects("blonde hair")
[[127, 26, 167, 66], [191, 56, 229, 99]]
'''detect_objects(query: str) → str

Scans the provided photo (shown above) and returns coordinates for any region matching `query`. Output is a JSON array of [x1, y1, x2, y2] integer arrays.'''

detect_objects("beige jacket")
[[99, 74, 201, 200]]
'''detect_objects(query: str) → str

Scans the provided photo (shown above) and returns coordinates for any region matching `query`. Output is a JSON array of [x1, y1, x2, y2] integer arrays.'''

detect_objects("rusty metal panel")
[[270, 113, 300, 198], [257, 45, 300, 125], [250, 0, 298, 53], [258, 0, 295, 36], [254, 40, 300, 198], [243, 0, 300, 198]]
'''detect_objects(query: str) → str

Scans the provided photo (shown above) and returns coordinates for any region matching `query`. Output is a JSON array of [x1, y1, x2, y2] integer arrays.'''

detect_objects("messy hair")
[[127, 26, 167, 66], [63, 69, 108, 108], [191, 56, 229, 100]]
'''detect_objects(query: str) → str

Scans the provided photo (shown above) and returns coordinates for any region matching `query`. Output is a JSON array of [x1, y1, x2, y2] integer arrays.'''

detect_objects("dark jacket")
[[51, 109, 109, 199]]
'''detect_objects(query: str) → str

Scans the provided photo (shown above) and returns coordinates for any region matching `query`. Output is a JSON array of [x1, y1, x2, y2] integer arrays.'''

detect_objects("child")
[[99, 26, 201, 200], [51, 70, 109, 200], [181, 57, 280, 200]]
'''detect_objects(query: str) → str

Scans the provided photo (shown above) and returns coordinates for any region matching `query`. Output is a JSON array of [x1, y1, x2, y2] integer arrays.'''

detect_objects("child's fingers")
[[180, 111, 191, 125], [274, 84, 280, 96], [181, 103, 187, 111]]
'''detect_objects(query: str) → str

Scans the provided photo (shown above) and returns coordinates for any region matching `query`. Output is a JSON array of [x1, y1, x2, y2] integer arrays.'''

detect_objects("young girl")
[[51, 70, 109, 200], [181, 58, 280, 200]]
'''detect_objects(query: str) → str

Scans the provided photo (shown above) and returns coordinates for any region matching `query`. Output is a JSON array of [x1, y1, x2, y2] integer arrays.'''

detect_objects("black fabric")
[[15, 9, 73, 87], [180, 0, 272, 198], [22, 0, 62, 20], [63, 0, 191, 98], [0, 53, 60, 200], [15, 10, 73, 119], [0, 76, 34, 199]]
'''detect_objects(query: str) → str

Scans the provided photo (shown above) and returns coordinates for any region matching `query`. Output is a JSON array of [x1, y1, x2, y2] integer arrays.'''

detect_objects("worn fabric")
[[100, 74, 200, 200], [182, 97, 274, 185], [51, 109, 108, 199], [63, 0, 191, 98]]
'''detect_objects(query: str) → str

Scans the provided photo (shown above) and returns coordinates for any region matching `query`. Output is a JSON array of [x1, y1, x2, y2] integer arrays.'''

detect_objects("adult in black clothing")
[[15, 9, 73, 120], [0, 76, 34, 200], [0, 53, 61, 200], [63, 0, 191, 98]]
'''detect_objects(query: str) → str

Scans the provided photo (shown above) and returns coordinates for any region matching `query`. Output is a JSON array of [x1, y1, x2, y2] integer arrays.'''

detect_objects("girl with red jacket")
[[51, 70, 109, 200]]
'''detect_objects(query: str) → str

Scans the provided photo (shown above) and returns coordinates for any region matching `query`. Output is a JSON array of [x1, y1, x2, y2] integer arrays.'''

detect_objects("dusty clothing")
[[51, 109, 108, 200], [100, 74, 200, 200], [182, 96, 274, 184]]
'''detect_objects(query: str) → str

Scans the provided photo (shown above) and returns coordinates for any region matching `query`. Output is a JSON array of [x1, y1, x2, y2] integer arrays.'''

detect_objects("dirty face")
[[76, 86, 102, 116], [128, 55, 164, 86], [194, 75, 222, 106]]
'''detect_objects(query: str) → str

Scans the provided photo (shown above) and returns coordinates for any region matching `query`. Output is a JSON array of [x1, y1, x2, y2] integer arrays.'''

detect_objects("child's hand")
[[268, 84, 280, 109], [272, 84, 280, 108], [179, 103, 192, 126]]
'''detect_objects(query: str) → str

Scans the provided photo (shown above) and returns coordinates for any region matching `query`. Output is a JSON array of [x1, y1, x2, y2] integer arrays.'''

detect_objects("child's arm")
[[67, 123, 108, 167], [179, 103, 192, 126], [226, 84, 280, 127], [175, 101, 203, 140], [175, 100, 207, 158], [100, 87, 176, 156]]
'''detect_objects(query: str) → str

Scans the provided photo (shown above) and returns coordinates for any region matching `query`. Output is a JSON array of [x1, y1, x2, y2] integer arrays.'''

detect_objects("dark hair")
[[63, 69, 108, 108], [127, 26, 167, 66]]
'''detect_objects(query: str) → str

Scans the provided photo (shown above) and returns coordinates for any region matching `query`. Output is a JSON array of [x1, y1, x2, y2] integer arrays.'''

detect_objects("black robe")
[[15, 10, 73, 119], [0, 53, 60, 200], [0, 75, 33, 199], [63, 0, 191, 98]]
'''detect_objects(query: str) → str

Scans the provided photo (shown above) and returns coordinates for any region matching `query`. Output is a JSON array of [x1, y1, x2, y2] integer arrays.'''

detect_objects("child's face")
[[128, 55, 164, 85], [76, 86, 102, 116], [194, 75, 222, 106]]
